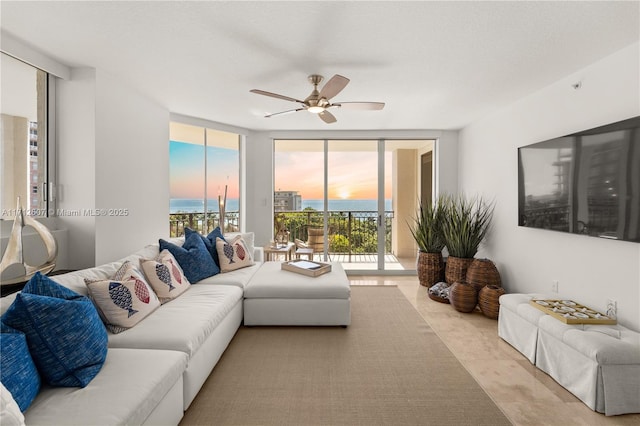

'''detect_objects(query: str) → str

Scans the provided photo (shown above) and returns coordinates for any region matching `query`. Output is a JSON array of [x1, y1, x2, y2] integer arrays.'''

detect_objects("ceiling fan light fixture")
[[250, 74, 384, 124]]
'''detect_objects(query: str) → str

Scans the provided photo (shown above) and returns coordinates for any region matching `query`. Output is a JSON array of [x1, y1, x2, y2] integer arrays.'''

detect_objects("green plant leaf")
[[407, 195, 446, 253], [441, 194, 494, 258]]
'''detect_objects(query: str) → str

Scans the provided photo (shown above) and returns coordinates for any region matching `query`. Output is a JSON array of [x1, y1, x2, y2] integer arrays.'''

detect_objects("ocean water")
[[170, 198, 391, 213]]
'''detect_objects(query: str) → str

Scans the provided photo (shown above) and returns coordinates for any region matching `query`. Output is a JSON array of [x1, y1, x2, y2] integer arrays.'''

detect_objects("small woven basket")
[[478, 285, 506, 319], [466, 258, 501, 292], [449, 281, 478, 313], [445, 256, 474, 284], [417, 252, 444, 287], [428, 282, 450, 304]]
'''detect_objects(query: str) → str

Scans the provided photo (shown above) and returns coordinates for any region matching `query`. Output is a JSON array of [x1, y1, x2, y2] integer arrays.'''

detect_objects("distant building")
[[274, 191, 302, 211], [29, 121, 39, 209]]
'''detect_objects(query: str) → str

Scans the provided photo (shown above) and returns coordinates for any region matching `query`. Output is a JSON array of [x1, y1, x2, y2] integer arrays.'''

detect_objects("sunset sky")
[[170, 141, 392, 201], [170, 141, 240, 199], [274, 151, 392, 200]]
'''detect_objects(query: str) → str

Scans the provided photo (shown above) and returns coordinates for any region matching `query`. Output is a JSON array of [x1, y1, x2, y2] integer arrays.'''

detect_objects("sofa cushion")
[[23, 348, 187, 426], [1, 273, 108, 388], [140, 250, 191, 303], [216, 235, 254, 272], [0, 323, 40, 412], [0, 382, 25, 425], [160, 232, 220, 282], [85, 262, 161, 334], [107, 285, 243, 358], [196, 262, 262, 288]]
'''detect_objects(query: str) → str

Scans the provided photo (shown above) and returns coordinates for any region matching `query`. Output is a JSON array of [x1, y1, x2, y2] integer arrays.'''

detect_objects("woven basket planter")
[[478, 285, 505, 319], [416, 252, 444, 287], [445, 256, 474, 284], [449, 281, 478, 313], [466, 258, 501, 292]]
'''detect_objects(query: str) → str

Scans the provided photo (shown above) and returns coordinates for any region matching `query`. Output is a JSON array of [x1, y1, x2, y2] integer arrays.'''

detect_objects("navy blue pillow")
[[184, 227, 218, 265], [1, 272, 108, 388], [0, 322, 40, 411], [206, 227, 226, 267], [160, 232, 220, 282]]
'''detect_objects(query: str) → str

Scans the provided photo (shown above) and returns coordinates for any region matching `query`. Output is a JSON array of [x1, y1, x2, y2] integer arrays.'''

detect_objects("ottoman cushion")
[[243, 262, 351, 326], [537, 316, 640, 365], [500, 293, 549, 325], [244, 262, 350, 299]]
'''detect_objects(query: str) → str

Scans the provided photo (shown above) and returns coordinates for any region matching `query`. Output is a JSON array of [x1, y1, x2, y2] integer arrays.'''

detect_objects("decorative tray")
[[529, 299, 616, 325], [281, 260, 332, 277]]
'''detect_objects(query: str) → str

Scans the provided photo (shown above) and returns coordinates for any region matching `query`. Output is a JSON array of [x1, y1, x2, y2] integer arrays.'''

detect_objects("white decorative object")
[[0, 197, 57, 285], [218, 184, 227, 234]]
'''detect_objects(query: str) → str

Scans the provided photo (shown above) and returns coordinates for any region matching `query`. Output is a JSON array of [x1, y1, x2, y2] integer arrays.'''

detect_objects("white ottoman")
[[499, 293, 640, 415], [243, 262, 351, 326], [498, 293, 548, 363], [536, 316, 640, 416]]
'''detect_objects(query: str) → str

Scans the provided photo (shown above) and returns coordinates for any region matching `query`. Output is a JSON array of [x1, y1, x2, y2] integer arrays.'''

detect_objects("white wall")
[[94, 70, 169, 265], [245, 130, 274, 247], [56, 67, 170, 268], [458, 42, 640, 330]]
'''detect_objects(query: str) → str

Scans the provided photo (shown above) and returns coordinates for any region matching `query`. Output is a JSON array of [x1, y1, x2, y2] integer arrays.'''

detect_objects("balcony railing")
[[169, 212, 239, 237], [169, 210, 394, 259]]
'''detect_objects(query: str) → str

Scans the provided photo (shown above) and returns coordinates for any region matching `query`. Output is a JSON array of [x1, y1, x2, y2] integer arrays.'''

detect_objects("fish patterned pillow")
[[215, 235, 254, 273], [140, 250, 191, 303], [85, 262, 160, 333]]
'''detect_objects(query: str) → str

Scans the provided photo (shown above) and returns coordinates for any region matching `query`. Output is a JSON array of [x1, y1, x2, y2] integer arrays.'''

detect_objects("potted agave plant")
[[408, 196, 446, 287], [441, 194, 494, 285]]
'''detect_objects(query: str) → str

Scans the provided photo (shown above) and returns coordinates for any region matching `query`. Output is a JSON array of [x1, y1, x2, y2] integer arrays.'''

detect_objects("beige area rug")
[[181, 286, 511, 425]]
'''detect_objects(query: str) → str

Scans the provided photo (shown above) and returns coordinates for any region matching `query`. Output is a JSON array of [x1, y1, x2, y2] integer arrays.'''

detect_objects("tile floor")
[[352, 276, 640, 426]]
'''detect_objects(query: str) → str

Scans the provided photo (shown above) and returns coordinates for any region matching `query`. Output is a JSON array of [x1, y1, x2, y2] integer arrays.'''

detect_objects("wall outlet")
[[551, 280, 559, 293], [606, 299, 617, 319]]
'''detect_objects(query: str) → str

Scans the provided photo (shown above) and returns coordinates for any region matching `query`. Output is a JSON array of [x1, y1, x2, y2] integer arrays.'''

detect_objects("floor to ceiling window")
[[169, 122, 240, 236], [1, 53, 52, 218], [274, 138, 435, 273]]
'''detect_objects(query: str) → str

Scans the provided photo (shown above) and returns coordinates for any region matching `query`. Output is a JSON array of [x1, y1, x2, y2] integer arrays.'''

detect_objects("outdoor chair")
[[295, 226, 331, 261]]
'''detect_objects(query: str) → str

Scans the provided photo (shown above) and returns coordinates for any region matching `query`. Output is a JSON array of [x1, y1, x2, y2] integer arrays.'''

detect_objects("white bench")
[[243, 261, 351, 326], [499, 294, 640, 416]]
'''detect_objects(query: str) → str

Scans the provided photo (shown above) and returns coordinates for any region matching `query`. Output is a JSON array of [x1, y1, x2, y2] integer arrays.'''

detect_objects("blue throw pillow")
[[206, 227, 226, 267], [0, 322, 40, 412], [1, 272, 108, 388], [184, 227, 218, 264], [160, 232, 220, 282]]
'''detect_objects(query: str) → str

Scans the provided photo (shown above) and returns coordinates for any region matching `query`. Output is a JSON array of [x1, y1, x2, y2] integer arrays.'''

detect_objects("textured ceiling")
[[2, 1, 638, 131]]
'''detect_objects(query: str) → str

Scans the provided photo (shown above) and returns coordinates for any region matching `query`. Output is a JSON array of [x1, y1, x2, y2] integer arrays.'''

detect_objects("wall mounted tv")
[[518, 116, 640, 243]]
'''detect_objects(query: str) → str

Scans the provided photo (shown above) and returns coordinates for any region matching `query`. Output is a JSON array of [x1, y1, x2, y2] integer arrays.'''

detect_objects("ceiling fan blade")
[[333, 102, 385, 110], [265, 108, 305, 118], [250, 89, 304, 104], [319, 74, 350, 100], [318, 110, 337, 124]]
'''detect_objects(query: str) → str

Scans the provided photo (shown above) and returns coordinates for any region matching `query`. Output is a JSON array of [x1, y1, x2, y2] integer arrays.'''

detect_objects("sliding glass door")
[[274, 139, 435, 273], [326, 140, 386, 270]]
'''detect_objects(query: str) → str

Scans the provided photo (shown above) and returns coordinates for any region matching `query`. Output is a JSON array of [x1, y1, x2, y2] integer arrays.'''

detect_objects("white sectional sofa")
[[1, 234, 263, 425]]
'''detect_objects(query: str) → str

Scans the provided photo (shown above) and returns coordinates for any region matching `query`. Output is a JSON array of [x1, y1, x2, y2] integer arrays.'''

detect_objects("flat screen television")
[[518, 116, 640, 243]]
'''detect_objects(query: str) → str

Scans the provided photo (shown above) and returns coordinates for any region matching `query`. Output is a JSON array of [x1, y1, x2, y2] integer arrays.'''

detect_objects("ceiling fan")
[[250, 74, 385, 124]]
